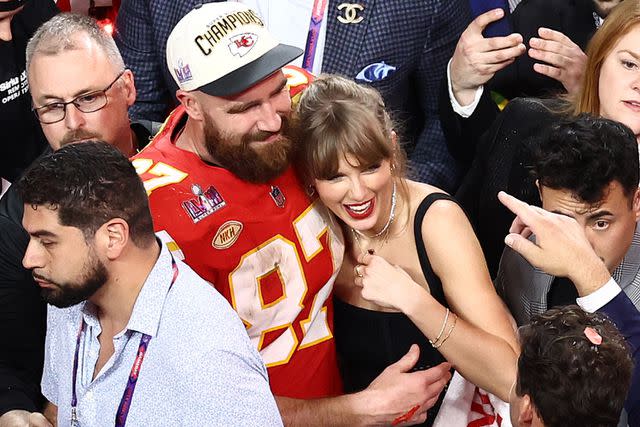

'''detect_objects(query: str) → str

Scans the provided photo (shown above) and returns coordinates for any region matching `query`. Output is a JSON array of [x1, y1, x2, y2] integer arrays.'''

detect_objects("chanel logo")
[[337, 3, 364, 24]]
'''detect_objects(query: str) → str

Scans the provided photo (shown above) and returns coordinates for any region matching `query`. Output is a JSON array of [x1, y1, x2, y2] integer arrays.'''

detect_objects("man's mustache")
[[60, 130, 101, 146]]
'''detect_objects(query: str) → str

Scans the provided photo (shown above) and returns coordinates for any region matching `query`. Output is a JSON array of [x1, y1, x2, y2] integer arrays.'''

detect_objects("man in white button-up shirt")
[[17, 141, 282, 427]]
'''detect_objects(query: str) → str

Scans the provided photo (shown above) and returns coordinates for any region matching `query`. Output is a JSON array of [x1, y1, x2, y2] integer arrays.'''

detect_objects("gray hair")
[[26, 13, 125, 73]]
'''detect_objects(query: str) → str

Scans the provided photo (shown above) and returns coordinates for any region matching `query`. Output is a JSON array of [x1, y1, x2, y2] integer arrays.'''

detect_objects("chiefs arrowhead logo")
[[228, 33, 257, 57]]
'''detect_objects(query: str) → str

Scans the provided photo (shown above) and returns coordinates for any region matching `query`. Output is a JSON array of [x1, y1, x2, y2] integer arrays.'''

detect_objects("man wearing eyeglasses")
[[0, 13, 157, 427], [26, 21, 140, 154], [30, 69, 129, 149]]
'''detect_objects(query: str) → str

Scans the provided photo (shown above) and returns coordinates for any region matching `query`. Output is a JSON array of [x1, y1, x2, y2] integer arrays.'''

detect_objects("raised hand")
[[450, 8, 526, 105], [528, 27, 587, 95], [498, 191, 610, 295]]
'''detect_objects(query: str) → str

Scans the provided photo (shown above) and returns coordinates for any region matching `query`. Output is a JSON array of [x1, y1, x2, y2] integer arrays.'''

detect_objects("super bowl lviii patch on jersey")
[[182, 183, 226, 223]]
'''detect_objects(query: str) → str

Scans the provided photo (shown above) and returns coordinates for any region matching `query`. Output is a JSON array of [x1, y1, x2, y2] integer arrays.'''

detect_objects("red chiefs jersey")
[[133, 104, 344, 398]]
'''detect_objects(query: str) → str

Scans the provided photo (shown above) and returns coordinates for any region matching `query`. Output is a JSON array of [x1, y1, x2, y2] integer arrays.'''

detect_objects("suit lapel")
[[323, 0, 374, 74], [616, 222, 640, 289]]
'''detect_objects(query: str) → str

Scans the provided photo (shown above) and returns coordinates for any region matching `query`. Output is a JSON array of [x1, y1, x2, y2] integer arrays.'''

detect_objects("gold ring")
[[354, 264, 364, 278]]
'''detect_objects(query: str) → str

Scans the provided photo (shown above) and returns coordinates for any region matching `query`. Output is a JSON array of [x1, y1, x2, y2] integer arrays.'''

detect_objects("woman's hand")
[[354, 253, 424, 311]]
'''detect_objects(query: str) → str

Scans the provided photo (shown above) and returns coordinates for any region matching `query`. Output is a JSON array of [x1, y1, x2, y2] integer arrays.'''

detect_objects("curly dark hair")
[[531, 114, 639, 205], [17, 141, 155, 247], [517, 305, 632, 427]]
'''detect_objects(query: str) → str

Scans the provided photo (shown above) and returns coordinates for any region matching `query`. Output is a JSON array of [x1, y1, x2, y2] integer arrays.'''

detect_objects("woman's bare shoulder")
[[406, 180, 458, 214]]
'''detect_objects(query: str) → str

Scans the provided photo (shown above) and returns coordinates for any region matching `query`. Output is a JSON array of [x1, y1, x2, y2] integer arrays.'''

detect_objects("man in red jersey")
[[134, 2, 451, 425]]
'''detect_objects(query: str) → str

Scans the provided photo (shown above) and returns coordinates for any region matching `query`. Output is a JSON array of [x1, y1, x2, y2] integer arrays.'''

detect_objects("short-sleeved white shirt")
[[42, 243, 282, 427]]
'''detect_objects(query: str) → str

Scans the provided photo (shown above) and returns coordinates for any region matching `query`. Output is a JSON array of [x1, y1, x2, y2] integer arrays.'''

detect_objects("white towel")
[[432, 371, 512, 427]]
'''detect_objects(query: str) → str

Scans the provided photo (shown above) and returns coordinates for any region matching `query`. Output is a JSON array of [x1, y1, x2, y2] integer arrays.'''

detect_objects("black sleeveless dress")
[[334, 193, 454, 427]]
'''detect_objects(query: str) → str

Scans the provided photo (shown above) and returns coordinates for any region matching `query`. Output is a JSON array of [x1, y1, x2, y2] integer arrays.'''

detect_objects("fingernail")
[[495, 8, 504, 16], [505, 236, 514, 247]]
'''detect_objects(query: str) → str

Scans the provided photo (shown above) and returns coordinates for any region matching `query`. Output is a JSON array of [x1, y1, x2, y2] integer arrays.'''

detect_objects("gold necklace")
[[351, 182, 397, 255], [352, 225, 391, 256]]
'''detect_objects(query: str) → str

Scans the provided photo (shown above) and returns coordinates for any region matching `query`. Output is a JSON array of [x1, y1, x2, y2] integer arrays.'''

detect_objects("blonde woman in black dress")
[[294, 75, 519, 426]]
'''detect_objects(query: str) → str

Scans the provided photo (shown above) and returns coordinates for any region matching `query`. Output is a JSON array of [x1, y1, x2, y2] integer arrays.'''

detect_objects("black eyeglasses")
[[33, 70, 127, 124]]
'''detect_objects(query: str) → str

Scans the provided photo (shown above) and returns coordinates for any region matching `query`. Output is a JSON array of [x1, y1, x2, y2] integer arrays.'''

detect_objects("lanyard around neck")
[[70, 255, 178, 427], [301, 0, 329, 72]]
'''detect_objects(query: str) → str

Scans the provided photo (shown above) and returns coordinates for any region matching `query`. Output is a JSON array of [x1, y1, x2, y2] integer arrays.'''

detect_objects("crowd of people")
[[0, 0, 639, 426]]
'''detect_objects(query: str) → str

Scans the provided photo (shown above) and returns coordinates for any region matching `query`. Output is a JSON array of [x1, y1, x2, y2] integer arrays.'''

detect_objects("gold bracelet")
[[429, 308, 450, 348], [433, 313, 458, 349]]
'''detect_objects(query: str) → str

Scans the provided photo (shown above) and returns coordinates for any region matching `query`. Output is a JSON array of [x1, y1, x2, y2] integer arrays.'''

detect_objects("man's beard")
[[202, 113, 293, 183], [34, 249, 108, 308]]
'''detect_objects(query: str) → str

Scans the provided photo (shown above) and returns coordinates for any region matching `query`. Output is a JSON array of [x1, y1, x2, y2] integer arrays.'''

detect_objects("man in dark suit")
[[435, 1, 625, 276], [495, 115, 640, 324], [450, 0, 620, 106], [501, 188, 640, 425], [497, 116, 640, 425], [491, 0, 608, 99], [115, 0, 472, 191], [600, 291, 640, 426], [441, 0, 623, 172]]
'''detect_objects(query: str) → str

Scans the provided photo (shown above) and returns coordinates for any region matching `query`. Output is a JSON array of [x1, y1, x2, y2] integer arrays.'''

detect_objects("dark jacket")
[[448, 97, 564, 277], [491, 0, 598, 99], [438, 0, 599, 173]]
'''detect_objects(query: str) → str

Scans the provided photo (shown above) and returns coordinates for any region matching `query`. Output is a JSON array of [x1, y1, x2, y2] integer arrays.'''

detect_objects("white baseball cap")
[[166, 2, 303, 97]]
